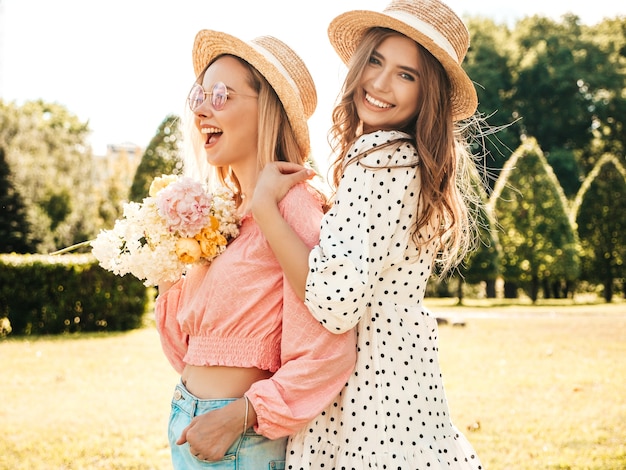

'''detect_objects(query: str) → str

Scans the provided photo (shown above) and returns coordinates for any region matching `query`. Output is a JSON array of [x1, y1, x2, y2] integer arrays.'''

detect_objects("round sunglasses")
[[187, 81, 257, 112]]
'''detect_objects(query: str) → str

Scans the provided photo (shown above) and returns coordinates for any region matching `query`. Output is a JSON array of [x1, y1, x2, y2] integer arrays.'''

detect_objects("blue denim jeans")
[[168, 381, 287, 469]]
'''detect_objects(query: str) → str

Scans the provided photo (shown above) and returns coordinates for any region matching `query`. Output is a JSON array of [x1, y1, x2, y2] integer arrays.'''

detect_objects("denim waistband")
[[171, 381, 238, 420]]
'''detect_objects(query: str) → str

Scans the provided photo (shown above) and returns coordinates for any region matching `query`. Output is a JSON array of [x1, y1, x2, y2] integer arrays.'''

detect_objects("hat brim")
[[328, 10, 478, 121], [193, 30, 311, 157]]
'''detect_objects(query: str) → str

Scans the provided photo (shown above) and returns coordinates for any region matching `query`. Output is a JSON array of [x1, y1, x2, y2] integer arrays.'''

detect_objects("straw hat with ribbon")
[[328, 0, 477, 121], [192, 30, 317, 158]]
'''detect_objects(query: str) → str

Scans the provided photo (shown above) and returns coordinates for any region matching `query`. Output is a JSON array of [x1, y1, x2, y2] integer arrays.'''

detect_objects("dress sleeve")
[[305, 140, 420, 333], [246, 183, 357, 440], [154, 280, 188, 375]]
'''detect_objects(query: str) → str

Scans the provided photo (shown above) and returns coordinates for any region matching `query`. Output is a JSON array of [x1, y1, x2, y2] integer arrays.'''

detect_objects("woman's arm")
[[247, 280, 356, 439], [153, 279, 188, 374], [248, 185, 356, 439], [303, 138, 422, 333], [250, 162, 316, 301]]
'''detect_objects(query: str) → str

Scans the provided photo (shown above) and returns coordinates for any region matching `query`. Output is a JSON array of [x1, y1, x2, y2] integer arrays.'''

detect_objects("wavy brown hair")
[[328, 28, 480, 274]]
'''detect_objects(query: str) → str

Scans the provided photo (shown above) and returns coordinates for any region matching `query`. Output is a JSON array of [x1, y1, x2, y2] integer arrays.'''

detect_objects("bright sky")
[[1, 0, 623, 166]]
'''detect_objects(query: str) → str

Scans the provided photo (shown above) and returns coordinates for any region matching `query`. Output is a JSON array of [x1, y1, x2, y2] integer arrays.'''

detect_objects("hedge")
[[0, 254, 150, 336]]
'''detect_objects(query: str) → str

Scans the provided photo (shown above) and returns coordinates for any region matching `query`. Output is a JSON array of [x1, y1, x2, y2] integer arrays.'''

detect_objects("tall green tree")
[[490, 138, 580, 301], [454, 175, 501, 301], [581, 17, 626, 170], [511, 15, 626, 194], [544, 148, 581, 198], [0, 99, 98, 253], [129, 115, 183, 202], [512, 15, 596, 152], [464, 17, 521, 183], [572, 155, 626, 302], [0, 147, 33, 253], [465, 15, 626, 199]]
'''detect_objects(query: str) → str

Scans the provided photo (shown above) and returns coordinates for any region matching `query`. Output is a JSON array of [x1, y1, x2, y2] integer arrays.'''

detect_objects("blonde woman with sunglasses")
[[251, 0, 486, 468], [154, 30, 356, 469]]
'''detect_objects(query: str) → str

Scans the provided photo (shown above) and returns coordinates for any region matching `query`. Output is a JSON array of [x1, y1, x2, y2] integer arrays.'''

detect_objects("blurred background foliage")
[[1, 13, 625, 304]]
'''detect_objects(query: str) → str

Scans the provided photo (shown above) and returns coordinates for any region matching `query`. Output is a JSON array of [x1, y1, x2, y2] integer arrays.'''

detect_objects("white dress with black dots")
[[286, 130, 483, 469]]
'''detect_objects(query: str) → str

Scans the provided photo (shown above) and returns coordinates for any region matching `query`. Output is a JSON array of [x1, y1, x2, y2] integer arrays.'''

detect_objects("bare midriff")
[[181, 364, 273, 399]]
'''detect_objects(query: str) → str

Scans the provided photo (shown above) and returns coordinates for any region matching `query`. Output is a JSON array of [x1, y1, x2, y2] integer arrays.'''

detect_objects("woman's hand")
[[177, 397, 254, 462], [251, 161, 315, 215], [250, 161, 318, 301]]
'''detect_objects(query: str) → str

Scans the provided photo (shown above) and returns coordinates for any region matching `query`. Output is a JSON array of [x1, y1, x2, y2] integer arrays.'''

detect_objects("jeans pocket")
[[190, 450, 236, 465], [168, 401, 187, 445], [187, 432, 239, 464]]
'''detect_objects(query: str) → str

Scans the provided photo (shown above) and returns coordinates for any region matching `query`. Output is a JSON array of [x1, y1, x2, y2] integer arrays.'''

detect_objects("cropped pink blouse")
[[154, 183, 356, 439]]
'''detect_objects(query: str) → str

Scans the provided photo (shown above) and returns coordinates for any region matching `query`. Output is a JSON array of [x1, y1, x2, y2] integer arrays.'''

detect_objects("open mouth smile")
[[201, 126, 223, 145], [365, 92, 393, 109]]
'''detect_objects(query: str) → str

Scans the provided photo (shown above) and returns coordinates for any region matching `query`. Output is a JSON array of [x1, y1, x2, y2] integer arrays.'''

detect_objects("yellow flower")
[[175, 238, 202, 264], [208, 215, 219, 231], [149, 174, 179, 197], [195, 221, 228, 259]]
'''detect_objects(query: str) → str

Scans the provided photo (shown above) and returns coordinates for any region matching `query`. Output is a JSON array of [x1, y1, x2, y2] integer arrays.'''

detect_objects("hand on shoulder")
[[251, 162, 315, 213]]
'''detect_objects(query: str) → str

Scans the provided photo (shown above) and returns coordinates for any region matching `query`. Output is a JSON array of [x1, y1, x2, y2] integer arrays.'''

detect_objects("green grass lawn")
[[1, 300, 625, 469]]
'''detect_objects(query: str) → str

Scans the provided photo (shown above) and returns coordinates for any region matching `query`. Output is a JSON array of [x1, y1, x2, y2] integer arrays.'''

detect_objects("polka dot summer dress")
[[286, 130, 483, 469]]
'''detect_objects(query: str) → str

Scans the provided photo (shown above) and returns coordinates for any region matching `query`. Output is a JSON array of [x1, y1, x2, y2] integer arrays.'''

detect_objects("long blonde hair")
[[183, 55, 305, 206], [329, 28, 481, 274]]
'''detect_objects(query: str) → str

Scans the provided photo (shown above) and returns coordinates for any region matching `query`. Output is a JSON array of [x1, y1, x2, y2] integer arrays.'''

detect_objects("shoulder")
[[278, 183, 324, 222], [278, 183, 324, 245], [279, 182, 324, 208], [346, 130, 418, 168]]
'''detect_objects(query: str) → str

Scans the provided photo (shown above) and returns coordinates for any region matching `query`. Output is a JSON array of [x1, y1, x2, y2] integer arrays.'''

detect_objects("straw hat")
[[192, 30, 317, 157], [328, 0, 477, 121]]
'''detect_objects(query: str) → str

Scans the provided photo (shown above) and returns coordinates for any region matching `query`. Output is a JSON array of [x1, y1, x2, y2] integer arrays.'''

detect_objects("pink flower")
[[156, 177, 213, 237]]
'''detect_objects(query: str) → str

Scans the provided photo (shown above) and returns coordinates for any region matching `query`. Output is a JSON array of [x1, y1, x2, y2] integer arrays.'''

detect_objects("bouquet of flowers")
[[90, 174, 240, 286]]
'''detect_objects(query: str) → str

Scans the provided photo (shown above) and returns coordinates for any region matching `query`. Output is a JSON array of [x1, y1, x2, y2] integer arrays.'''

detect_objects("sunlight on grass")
[[433, 301, 626, 470], [0, 325, 178, 469], [1, 303, 625, 469]]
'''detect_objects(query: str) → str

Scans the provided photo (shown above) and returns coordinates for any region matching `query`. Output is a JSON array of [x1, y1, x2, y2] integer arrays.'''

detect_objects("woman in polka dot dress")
[[251, 0, 485, 468]]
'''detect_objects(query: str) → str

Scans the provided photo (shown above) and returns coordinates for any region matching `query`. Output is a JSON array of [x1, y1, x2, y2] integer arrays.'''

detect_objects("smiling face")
[[355, 34, 421, 134], [193, 56, 259, 173]]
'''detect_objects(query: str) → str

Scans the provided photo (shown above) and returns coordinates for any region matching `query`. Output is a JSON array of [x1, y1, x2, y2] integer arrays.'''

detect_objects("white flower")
[[90, 175, 240, 287]]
